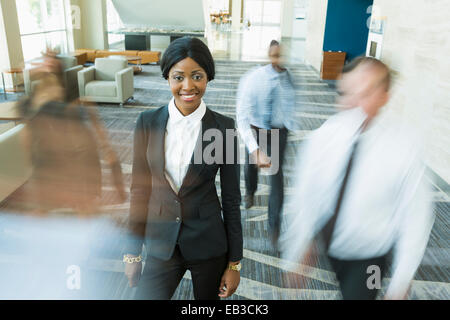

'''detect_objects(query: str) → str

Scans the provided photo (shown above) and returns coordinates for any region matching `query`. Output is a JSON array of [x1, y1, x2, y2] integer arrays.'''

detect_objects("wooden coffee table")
[[2, 68, 24, 93], [126, 56, 143, 74], [70, 51, 87, 66]]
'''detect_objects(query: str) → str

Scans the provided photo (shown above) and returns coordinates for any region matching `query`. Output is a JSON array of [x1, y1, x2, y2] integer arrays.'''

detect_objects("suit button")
[[176, 217, 181, 223], [174, 199, 179, 204]]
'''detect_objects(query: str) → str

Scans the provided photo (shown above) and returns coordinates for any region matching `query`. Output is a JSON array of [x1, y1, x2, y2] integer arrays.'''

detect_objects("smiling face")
[[168, 57, 208, 116]]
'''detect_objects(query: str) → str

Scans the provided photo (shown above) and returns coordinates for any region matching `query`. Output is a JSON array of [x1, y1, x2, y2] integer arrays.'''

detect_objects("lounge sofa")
[[75, 49, 161, 65]]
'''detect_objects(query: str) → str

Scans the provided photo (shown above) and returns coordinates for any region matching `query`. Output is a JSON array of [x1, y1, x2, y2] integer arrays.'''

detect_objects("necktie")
[[322, 138, 360, 252]]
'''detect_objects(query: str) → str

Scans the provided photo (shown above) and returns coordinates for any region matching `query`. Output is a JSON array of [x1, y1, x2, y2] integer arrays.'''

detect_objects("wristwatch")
[[228, 262, 241, 272], [123, 254, 142, 263]]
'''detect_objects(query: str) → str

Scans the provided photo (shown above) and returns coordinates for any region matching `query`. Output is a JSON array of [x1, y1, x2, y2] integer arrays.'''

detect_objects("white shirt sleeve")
[[386, 158, 435, 299], [236, 73, 259, 154]]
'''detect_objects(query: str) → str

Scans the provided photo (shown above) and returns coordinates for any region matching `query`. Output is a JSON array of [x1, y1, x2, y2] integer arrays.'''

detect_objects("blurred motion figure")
[[280, 57, 434, 300], [236, 40, 298, 247], [17, 49, 125, 214]]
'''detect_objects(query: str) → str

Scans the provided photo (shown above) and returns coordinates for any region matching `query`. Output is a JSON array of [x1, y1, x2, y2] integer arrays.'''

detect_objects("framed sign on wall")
[[366, 7, 386, 59]]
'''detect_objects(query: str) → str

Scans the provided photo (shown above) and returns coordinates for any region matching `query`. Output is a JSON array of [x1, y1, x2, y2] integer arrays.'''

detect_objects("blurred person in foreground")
[[279, 57, 434, 300], [236, 40, 298, 247], [17, 49, 125, 215]]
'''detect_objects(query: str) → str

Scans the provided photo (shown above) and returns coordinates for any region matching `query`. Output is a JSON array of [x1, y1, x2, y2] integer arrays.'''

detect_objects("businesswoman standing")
[[123, 37, 243, 300]]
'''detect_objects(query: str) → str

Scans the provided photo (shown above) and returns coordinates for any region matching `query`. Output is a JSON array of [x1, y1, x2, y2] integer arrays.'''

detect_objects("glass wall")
[[16, 0, 70, 61], [244, 0, 282, 26]]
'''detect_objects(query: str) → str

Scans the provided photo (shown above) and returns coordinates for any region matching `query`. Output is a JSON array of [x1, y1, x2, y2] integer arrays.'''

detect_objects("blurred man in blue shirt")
[[236, 40, 298, 247]]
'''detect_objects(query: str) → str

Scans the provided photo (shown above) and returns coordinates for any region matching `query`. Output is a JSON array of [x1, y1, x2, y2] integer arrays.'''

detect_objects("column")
[[0, 0, 25, 90], [305, 0, 329, 72], [80, 0, 109, 49], [232, 0, 242, 31]]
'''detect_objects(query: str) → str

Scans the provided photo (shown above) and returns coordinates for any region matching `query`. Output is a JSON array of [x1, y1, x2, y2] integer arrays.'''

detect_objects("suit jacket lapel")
[[147, 106, 169, 181], [178, 108, 217, 197]]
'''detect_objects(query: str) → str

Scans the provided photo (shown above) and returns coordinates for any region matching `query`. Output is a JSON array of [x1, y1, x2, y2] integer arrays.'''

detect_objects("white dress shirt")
[[164, 98, 206, 193], [279, 107, 434, 298]]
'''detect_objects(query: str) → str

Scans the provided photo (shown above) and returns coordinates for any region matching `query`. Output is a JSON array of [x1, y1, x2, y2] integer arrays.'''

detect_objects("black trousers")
[[244, 126, 288, 236], [328, 254, 388, 300], [135, 245, 227, 300]]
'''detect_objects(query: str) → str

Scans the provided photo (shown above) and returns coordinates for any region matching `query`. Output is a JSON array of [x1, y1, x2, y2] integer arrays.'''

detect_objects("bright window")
[[208, 0, 229, 13], [16, 0, 70, 61], [245, 0, 281, 26]]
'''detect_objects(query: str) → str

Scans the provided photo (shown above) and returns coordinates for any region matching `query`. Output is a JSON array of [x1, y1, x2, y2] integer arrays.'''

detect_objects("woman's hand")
[[218, 264, 241, 298], [124, 256, 142, 288]]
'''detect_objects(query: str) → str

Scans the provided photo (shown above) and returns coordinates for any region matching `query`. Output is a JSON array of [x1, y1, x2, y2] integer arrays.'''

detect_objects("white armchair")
[[0, 124, 32, 203], [78, 58, 134, 106], [23, 55, 83, 100]]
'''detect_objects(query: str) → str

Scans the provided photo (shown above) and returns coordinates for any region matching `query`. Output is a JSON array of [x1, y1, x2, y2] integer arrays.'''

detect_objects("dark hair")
[[342, 56, 366, 74], [269, 40, 279, 48], [160, 37, 215, 81]]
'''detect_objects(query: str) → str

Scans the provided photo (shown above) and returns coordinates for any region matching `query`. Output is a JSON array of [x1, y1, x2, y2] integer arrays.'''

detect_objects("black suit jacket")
[[126, 105, 243, 262]]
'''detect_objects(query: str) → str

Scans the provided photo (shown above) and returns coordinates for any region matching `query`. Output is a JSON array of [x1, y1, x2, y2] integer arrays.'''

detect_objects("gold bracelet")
[[228, 262, 242, 271], [123, 254, 142, 263]]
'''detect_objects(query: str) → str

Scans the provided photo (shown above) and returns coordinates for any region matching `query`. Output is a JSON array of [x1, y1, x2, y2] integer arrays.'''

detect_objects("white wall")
[[111, 0, 205, 31], [70, 0, 84, 50], [292, 0, 307, 39], [304, 0, 328, 72], [281, 0, 294, 38], [373, 0, 450, 183]]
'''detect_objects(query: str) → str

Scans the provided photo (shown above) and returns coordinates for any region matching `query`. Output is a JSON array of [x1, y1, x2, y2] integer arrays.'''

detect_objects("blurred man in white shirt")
[[280, 57, 434, 300]]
